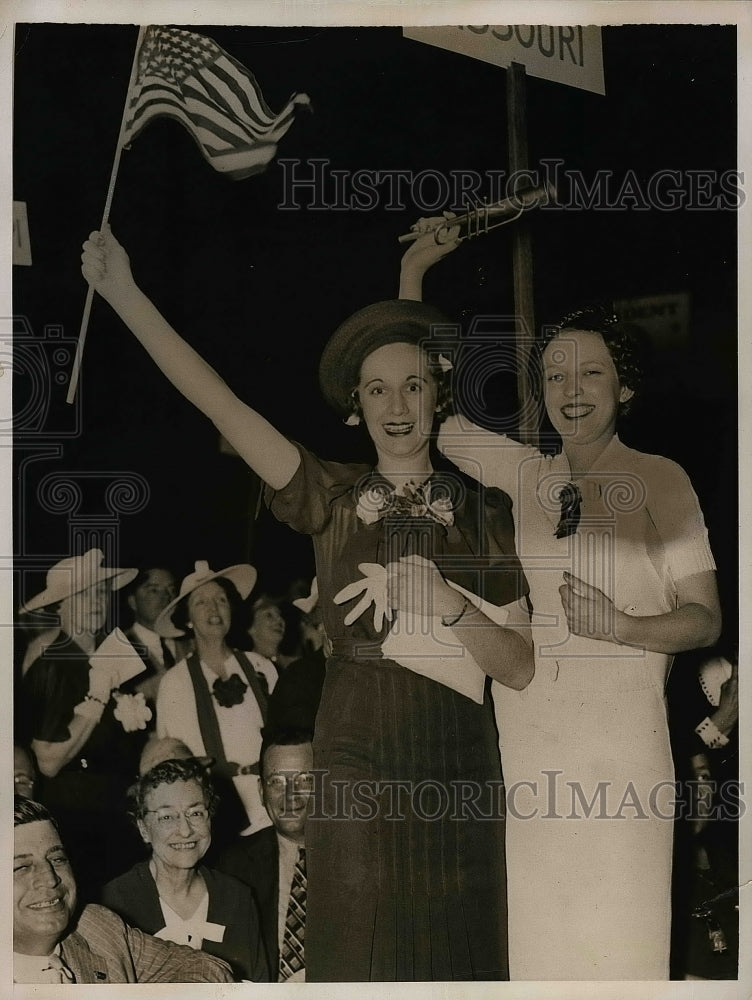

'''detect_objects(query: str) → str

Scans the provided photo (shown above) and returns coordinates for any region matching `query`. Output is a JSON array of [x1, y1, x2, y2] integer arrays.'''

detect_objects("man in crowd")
[[13, 796, 234, 984], [216, 728, 313, 981], [124, 567, 190, 703]]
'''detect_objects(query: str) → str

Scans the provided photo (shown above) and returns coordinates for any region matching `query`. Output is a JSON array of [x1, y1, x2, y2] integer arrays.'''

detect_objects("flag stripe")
[[121, 26, 308, 179], [210, 54, 276, 124]]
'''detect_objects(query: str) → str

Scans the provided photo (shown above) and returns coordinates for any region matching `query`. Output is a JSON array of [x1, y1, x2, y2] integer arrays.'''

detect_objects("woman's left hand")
[[559, 572, 626, 644], [387, 555, 465, 619]]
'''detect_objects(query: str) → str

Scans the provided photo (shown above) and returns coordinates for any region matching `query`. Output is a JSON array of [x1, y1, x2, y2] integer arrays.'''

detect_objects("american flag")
[[122, 27, 310, 180]]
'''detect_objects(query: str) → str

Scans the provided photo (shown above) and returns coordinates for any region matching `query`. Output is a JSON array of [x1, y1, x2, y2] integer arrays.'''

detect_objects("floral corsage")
[[356, 479, 455, 527], [112, 691, 153, 732]]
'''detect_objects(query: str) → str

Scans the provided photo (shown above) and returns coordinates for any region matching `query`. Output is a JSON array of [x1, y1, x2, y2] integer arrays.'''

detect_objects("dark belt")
[[215, 760, 261, 779], [329, 638, 384, 659]]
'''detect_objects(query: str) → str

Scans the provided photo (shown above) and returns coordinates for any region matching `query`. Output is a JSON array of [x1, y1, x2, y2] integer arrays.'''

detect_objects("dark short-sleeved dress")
[[268, 445, 527, 982], [19, 633, 146, 899], [102, 860, 269, 982]]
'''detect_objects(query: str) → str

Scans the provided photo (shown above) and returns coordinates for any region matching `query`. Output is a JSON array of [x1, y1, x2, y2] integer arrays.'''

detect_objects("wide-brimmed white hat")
[[154, 560, 257, 638], [292, 577, 319, 615], [21, 548, 138, 614]]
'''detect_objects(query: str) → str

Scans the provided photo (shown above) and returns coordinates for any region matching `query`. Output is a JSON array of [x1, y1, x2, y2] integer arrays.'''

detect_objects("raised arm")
[[81, 229, 300, 490], [398, 213, 462, 301]]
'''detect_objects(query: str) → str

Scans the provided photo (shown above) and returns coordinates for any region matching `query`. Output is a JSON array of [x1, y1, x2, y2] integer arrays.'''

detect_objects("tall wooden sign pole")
[[506, 61, 540, 447]]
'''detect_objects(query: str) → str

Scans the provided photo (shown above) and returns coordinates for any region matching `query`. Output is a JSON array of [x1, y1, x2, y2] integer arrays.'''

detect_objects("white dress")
[[156, 651, 277, 833], [439, 418, 716, 980]]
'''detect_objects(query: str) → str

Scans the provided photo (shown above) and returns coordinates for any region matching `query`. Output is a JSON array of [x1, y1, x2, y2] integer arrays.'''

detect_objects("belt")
[[216, 760, 261, 779]]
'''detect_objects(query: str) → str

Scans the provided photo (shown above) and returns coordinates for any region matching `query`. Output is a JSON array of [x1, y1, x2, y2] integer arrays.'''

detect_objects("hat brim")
[[154, 563, 257, 638], [21, 566, 138, 614], [319, 299, 451, 416]]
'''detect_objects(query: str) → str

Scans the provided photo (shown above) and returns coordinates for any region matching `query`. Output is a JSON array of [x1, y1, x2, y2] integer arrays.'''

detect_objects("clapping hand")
[[334, 563, 392, 632], [560, 572, 624, 644], [334, 556, 464, 630]]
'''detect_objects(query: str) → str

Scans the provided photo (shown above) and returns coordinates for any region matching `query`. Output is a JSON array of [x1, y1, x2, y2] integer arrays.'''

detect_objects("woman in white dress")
[[153, 561, 277, 837], [400, 227, 722, 980]]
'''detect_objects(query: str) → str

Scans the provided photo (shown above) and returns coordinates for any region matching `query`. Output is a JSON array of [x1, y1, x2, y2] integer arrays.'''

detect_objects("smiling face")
[[542, 329, 634, 452], [14, 747, 37, 800], [137, 778, 212, 873], [260, 742, 314, 843], [357, 342, 438, 465], [186, 580, 231, 644], [14, 820, 76, 955], [129, 569, 177, 631], [248, 600, 285, 659]]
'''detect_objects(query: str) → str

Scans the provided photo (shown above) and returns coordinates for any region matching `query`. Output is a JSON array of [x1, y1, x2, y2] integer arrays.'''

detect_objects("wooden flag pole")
[[66, 25, 148, 404], [506, 61, 540, 448]]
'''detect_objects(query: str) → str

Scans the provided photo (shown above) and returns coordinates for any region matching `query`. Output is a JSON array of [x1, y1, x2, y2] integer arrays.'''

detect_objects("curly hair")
[[536, 303, 646, 417], [130, 758, 219, 823]]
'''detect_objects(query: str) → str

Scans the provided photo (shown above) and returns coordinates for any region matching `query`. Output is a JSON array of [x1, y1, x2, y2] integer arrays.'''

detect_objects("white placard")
[[404, 25, 605, 95]]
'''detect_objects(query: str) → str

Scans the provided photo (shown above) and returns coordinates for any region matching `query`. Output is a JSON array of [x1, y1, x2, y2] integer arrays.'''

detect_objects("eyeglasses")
[[144, 806, 210, 827], [264, 772, 315, 794]]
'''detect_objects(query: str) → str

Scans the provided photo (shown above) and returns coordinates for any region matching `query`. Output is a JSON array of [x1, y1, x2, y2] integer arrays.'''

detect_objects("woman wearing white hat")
[[18, 548, 144, 899], [153, 561, 277, 840]]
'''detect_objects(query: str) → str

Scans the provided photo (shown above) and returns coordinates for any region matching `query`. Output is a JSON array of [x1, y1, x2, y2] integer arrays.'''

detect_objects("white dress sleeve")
[[644, 454, 716, 583], [437, 414, 541, 495]]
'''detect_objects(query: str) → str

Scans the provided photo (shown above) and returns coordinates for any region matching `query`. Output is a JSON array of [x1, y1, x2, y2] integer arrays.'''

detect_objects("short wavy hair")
[[14, 795, 58, 830], [537, 303, 647, 416], [129, 757, 219, 823], [170, 575, 248, 645], [349, 357, 454, 427]]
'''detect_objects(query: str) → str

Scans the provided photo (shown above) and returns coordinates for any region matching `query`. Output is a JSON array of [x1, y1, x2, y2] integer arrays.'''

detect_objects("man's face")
[[128, 569, 177, 630], [259, 743, 314, 843], [14, 820, 76, 955]]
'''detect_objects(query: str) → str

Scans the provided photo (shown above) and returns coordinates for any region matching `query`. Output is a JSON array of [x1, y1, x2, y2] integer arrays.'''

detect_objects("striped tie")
[[279, 846, 306, 981]]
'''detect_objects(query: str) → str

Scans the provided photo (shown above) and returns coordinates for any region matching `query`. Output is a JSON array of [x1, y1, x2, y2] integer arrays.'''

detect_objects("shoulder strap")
[[186, 655, 228, 768], [231, 650, 269, 724]]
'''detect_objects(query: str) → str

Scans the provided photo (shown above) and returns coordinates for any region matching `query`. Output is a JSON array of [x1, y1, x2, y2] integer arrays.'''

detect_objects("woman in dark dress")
[[81, 229, 533, 981], [102, 755, 268, 982], [18, 549, 145, 901]]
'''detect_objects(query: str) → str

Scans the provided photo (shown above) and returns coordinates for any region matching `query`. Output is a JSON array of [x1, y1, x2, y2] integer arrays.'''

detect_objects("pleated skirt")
[[305, 655, 508, 982]]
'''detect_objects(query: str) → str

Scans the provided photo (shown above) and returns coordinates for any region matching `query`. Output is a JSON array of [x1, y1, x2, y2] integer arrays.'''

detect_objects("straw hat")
[[154, 559, 257, 638], [138, 737, 213, 777], [20, 548, 138, 614], [318, 299, 451, 416]]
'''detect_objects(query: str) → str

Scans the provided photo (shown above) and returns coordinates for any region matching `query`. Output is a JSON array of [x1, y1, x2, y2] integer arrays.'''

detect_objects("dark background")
[[12, 23, 737, 641]]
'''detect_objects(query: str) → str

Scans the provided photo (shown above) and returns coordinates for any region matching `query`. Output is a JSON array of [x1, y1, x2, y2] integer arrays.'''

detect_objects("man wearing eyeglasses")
[[215, 727, 313, 981]]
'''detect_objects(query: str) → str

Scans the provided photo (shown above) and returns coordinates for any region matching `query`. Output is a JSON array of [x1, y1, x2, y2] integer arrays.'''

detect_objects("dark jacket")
[[101, 860, 268, 982], [213, 825, 280, 977]]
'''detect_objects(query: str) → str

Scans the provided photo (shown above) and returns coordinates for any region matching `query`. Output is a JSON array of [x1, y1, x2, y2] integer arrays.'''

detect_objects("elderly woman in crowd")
[[154, 560, 276, 839], [101, 749, 268, 982], [81, 227, 532, 982], [18, 548, 146, 899]]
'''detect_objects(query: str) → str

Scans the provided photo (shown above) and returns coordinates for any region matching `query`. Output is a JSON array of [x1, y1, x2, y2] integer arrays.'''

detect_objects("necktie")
[[279, 846, 306, 981], [160, 637, 176, 669], [41, 953, 75, 984], [555, 482, 582, 538]]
